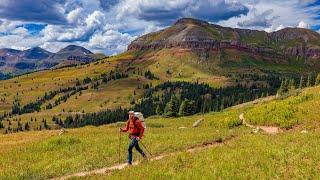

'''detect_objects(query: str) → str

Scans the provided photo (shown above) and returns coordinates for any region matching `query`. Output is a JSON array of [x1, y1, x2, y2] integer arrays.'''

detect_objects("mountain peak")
[[22, 47, 53, 60], [128, 17, 320, 62], [58, 45, 93, 55], [175, 18, 209, 26]]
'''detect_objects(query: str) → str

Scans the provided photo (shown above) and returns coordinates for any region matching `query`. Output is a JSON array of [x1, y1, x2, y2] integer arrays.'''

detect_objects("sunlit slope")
[[0, 53, 131, 113], [1, 85, 320, 179], [0, 49, 236, 132], [0, 49, 237, 113]]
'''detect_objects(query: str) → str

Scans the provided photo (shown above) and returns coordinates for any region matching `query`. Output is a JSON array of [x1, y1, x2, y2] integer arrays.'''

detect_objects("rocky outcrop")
[[306, 47, 320, 58], [128, 38, 282, 59], [128, 18, 320, 60], [284, 45, 320, 58]]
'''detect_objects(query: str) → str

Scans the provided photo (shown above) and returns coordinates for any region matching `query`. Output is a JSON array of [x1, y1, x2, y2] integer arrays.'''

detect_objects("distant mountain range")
[[0, 45, 104, 79]]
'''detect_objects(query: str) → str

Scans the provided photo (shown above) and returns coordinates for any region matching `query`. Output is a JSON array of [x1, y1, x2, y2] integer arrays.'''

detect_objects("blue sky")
[[0, 0, 319, 55]]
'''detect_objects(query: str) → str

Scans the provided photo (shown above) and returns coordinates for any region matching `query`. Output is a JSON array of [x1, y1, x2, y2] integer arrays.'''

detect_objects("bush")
[[246, 101, 298, 129]]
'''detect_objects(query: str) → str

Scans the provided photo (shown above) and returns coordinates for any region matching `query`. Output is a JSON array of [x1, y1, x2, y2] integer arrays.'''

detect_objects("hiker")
[[120, 110, 146, 165]]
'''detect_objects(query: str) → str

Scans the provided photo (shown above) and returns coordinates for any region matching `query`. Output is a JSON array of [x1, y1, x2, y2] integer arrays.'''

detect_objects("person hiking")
[[120, 110, 146, 165]]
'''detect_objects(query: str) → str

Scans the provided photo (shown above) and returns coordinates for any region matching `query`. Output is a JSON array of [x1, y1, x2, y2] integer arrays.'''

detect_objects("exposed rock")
[[128, 18, 320, 64], [301, 130, 308, 134], [193, 118, 204, 128]]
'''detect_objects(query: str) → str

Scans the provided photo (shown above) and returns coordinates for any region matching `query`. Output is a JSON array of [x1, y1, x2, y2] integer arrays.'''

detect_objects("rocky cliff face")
[[128, 18, 320, 60]]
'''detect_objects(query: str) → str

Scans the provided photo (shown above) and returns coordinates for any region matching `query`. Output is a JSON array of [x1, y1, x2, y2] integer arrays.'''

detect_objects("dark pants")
[[128, 137, 145, 164]]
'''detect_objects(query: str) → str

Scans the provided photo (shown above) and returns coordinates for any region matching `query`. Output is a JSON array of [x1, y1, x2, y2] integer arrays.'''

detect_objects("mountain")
[[21, 47, 53, 60], [52, 45, 94, 62], [0, 45, 102, 79], [0, 18, 320, 132], [129, 18, 320, 70]]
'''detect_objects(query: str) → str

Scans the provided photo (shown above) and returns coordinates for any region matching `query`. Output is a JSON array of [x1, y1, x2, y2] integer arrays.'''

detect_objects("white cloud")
[[220, 0, 319, 32], [88, 29, 136, 55], [264, 24, 285, 32], [11, 27, 29, 36], [66, 8, 83, 24], [0, 0, 319, 55], [297, 21, 310, 29], [0, 34, 42, 50]]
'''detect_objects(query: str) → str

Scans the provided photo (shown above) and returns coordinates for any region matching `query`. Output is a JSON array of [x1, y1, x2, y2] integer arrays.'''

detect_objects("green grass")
[[244, 87, 320, 129], [0, 112, 243, 179], [1, 85, 320, 179], [220, 52, 305, 73], [102, 132, 320, 179]]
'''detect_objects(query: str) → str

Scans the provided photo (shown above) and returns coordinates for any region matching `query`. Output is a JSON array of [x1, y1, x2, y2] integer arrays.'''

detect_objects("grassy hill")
[[1, 18, 319, 134], [1, 85, 320, 179]]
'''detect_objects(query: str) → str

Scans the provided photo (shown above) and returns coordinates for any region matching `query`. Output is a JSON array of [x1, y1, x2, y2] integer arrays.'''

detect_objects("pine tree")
[[306, 73, 312, 87], [156, 104, 162, 115], [288, 79, 296, 91], [178, 100, 187, 117], [316, 73, 320, 86], [299, 75, 304, 89], [164, 96, 179, 117], [43, 120, 49, 129], [202, 94, 212, 113], [24, 122, 30, 131]]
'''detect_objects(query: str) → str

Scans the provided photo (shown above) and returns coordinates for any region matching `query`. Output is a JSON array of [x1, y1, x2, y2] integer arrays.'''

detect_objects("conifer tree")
[[164, 96, 179, 117], [24, 122, 30, 131], [315, 73, 320, 86], [299, 75, 304, 89], [156, 104, 162, 115], [178, 99, 187, 117], [306, 73, 313, 87]]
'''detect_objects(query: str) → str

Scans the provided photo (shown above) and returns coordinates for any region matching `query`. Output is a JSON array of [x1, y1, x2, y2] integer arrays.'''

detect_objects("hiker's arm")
[[121, 120, 129, 132], [136, 121, 145, 139]]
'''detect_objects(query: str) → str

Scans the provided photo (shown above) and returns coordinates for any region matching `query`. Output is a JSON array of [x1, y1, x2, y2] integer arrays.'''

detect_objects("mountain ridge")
[[128, 18, 320, 63], [0, 45, 101, 79]]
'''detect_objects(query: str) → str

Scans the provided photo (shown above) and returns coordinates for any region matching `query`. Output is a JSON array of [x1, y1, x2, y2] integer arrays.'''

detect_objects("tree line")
[[51, 108, 129, 128], [133, 80, 280, 117]]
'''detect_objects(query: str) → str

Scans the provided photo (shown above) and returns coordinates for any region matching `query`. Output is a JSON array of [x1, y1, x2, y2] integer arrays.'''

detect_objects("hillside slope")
[[129, 18, 320, 71], [1, 85, 320, 179], [1, 18, 320, 134]]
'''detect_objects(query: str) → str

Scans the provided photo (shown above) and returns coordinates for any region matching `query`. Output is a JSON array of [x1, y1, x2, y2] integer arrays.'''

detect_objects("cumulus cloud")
[[238, 9, 279, 28], [66, 8, 83, 24], [115, 0, 249, 25], [0, 0, 66, 24], [88, 29, 136, 54], [0, 0, 319, 55], [264, 24, 285, 32], [219, 0, 319, 33], [297, 21, 310, 29]]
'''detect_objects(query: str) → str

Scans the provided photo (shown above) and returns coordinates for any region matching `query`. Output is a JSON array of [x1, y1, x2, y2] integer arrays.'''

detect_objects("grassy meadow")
[[0, 85, 320, 179], [0, 49, 237, 132]]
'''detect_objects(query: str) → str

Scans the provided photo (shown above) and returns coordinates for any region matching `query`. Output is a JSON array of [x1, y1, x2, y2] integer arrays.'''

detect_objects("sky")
[[0, 0, 319, 55]]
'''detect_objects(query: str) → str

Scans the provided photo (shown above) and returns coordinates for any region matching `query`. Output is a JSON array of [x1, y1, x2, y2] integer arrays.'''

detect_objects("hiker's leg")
[[127, 139, 135, 164], [134, 140, 146, 157]]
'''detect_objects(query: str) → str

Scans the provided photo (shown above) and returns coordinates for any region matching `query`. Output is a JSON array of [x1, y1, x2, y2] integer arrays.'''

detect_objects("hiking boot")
[[127, 162, 132, 166], [142, 154, 148, 161]]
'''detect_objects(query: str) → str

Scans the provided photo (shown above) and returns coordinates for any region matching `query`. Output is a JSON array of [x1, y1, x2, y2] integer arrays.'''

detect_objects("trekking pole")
[[118, 128, 121, 164], [140, 141, 153, 157]]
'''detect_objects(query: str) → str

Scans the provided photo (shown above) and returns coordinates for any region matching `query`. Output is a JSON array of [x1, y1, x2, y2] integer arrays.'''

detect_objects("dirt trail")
[[231, 96, 276, 109], [55, 135, 237, 180], [239, 113, 281, 135], [55, 96, 277, 179]]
